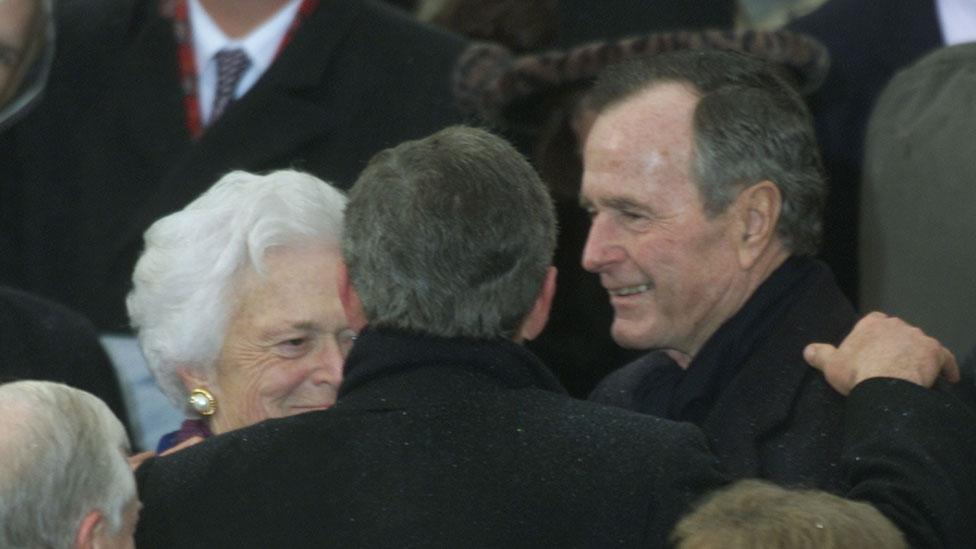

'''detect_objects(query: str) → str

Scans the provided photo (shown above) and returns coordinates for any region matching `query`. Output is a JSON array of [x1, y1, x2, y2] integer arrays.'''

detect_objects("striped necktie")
[[209, 48, 251, 124]]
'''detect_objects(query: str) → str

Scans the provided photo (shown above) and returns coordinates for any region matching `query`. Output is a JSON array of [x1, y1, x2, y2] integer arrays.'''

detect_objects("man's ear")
[[732, 180, 782, 269], [517, 266, 557, 342], [337, 260, 367, 331], [74, 511, 103, 549]]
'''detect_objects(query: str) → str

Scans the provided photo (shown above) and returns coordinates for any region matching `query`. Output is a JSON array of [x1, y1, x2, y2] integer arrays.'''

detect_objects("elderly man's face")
[[581, 83, 745, 358], [206, 244, 352, 434], [0, 0, 35, 97]]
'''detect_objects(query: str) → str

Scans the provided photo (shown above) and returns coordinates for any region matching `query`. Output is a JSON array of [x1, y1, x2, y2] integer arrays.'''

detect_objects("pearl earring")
[[188, 388, 216, 416]]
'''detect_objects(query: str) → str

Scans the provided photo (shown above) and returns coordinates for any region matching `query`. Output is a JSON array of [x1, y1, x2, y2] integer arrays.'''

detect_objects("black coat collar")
[[337, 326, 567, 408]]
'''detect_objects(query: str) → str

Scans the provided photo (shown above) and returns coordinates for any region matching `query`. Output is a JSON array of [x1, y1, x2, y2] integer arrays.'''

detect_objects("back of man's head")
[[343, 125, 556, 339], [0, 380, 136, 548], [671, 479, 907, 549], [588, 49, 825, 255]]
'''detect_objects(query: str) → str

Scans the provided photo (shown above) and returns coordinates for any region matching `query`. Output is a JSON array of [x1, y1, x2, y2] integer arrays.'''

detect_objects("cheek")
[[256, 361, 312, 401], [219, 359, 304, 422]]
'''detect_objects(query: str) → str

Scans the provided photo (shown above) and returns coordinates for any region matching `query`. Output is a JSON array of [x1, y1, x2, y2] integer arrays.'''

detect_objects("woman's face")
[[0, 0, 36, 98], [201, 244, 353, 434]]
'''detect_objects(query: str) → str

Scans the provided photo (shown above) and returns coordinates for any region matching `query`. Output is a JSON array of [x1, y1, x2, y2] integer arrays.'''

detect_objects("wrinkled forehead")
[[582, 83, 700, 187]]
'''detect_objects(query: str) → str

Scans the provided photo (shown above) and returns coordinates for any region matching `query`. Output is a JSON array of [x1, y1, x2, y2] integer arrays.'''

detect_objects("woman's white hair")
[[0, 381, 134, 548], [126, 169, 346, 414]]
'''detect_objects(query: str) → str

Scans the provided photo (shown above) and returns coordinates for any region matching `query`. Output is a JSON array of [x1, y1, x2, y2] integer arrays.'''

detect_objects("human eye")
[[615, 207, 648, 224], [273, 336, 311, 358], [613, 206, 654, 232]]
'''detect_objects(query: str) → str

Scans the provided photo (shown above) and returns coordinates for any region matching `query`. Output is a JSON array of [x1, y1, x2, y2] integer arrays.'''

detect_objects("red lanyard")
[[168, 0, 320, 138]]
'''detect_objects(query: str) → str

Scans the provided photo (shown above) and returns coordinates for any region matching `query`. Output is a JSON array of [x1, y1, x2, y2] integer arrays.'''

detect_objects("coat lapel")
[[114, 6, 193, 178], [111, 0, 361, 261]]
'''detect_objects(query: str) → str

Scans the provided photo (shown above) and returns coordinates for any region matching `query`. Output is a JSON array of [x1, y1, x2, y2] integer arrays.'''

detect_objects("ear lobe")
[[517, 266, 558, 342], [337, 260, 368, 331], [734, 180, 781, 269]]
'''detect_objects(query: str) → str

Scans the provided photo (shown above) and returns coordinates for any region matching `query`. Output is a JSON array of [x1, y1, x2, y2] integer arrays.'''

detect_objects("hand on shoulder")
[[804, 312, 959, 395]]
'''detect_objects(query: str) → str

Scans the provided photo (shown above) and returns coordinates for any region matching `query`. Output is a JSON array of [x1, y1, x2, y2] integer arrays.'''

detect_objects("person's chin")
[[610, 319, 656, 351]]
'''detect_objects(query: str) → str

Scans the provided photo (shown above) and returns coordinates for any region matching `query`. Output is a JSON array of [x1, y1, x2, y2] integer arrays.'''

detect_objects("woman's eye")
[[275, 337, 310, 357]]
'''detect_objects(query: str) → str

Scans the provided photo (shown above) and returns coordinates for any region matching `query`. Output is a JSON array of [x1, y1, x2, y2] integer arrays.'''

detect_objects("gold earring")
[[188, 388, 216, 416]]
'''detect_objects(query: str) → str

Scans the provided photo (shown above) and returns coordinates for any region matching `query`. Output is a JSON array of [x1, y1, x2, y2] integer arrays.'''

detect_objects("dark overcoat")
[[592, 263, 858, 490]]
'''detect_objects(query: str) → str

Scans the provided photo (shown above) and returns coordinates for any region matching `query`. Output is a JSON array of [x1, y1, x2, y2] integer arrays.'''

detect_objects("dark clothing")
[[135, 327, 976, 548], [838, 378, 976, 549], [156, 419, 212, 453], [556, 0, 735, 47], [136, 327, 729, 548], [591, 257, 857, 490], [0, 286, 132, 434], [0, 0, 466, 331], [788, 0, 943, 303]]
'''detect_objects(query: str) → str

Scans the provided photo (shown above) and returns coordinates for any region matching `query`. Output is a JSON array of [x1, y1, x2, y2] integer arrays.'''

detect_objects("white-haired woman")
[[127, 169, 352, 452]]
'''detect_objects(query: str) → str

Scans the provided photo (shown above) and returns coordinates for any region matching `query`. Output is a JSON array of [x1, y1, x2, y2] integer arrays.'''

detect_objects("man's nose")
[[581, 214, 623, 273]]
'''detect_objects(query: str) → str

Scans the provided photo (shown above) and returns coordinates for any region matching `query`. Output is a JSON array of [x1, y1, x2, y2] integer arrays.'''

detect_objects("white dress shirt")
[[937, 0, 976, 46], [188, 0, 302, 125]]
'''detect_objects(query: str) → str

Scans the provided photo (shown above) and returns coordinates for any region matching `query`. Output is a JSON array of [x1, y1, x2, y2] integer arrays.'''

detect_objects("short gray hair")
[[127, 170, 347, 412], [343, 125, 557, 339], [671, 479, 906, 548], [588, 49, 825, 255], [0, 381, 135, 548]]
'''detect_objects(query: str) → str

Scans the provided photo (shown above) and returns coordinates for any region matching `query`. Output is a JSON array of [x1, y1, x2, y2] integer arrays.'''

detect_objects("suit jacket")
[[787, 0, 943, 303], [1, 0, 467, 331], [134, 328, 976, 548], [591, 260, 857, 490], [135, 327, 729, 548], [0, 286, 132, 435]]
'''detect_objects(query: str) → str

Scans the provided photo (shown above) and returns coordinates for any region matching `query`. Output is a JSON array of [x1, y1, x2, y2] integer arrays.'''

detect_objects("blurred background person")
[[0, 0, 131, 439], [0, 380, 139, 549], [0, 286, 132, 437], [127, 169, 350, 451], [788, 0, 976, 304], [737, 0, 825, 29], [0, 0, 52, 128], [671, 479, 907, 549], [861, 41, 976, 366]]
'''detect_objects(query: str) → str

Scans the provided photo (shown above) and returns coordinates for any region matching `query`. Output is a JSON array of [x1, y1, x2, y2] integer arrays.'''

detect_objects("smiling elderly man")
[[585, 50, 858, 489]]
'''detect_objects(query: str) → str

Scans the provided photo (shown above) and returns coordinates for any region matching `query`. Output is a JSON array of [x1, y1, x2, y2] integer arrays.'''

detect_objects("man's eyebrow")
[[579, 195, 648, 213], [603, 196, 648, 212]]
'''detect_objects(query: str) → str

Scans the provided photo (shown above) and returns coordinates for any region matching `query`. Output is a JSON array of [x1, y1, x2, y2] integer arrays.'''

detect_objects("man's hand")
[[804, 312, 959, 395]]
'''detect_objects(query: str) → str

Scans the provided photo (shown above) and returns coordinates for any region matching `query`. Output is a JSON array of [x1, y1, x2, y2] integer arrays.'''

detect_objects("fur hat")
[[454, 28, 830, 131]]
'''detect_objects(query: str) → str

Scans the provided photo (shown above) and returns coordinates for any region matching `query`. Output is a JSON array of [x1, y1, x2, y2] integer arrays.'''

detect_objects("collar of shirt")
[[937, 0, 976, 46], [188, 0, 302, 124]]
